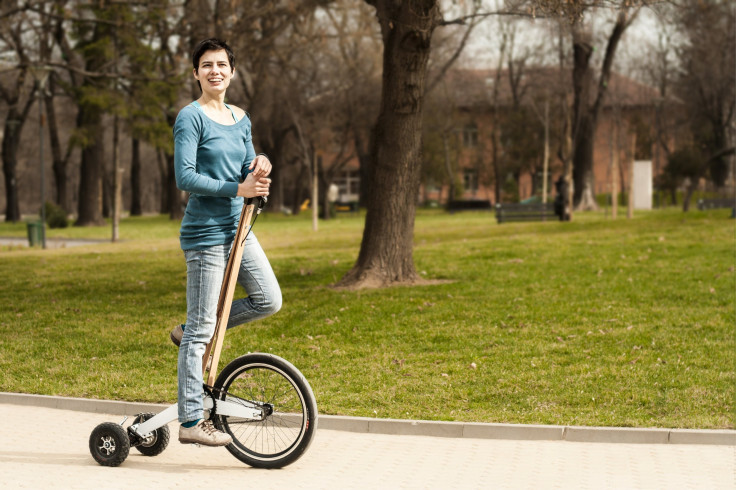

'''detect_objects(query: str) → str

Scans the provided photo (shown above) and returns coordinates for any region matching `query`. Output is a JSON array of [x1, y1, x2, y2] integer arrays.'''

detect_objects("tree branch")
[[0, 5, 31, 21], [707, 146, 735, 164], [591, 9, 637, 116], [20, 85, 37, 121], [0, 78, 11, 103], [23, 4, 125, 27], [427, 14, 480, 93], [15, 61, 175, 83], [439, 9, 540, 26]]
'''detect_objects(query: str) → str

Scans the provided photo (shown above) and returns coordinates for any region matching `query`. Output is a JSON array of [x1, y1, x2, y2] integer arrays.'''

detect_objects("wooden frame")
[[202, 199, 258, 385]]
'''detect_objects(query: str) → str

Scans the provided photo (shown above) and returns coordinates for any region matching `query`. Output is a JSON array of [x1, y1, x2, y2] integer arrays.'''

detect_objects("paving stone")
[[0, 403, 733, 489]]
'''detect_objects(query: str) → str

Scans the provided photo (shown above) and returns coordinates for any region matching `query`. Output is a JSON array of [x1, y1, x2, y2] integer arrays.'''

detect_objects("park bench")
[[447, 199, 492, 213], [495, 202, 557, 224], [335, 201, 359, 213], [696, 198, 735, 210]]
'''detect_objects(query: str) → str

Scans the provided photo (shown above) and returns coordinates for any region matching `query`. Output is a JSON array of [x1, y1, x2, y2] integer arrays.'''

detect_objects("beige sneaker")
[[178, 420, 232, 446], [170, 324, 183, 347]]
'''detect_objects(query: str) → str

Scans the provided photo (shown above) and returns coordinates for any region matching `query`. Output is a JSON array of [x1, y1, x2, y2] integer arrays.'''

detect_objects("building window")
[[333, 169, 360, 202], [462, 124, 478, 148], [463, 168, 478, 194]]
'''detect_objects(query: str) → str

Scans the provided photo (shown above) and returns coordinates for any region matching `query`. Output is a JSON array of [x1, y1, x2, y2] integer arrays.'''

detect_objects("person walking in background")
[[554, 175, 570, 222]]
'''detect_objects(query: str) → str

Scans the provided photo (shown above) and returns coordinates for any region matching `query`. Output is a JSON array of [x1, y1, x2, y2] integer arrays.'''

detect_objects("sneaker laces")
[[200, 420, 219, 436]]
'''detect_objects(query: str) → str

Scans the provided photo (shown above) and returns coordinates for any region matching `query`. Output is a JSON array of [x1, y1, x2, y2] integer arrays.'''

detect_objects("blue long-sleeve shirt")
[[173, 102, 255, 250]]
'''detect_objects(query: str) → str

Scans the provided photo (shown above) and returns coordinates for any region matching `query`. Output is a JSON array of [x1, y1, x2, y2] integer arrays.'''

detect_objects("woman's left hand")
[[249, 155, 272, 180]]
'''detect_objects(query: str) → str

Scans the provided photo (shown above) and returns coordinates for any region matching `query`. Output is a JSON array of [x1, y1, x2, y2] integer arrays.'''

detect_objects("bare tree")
[[0, 5, 37, 222], [423, 79, 462, 205], [337, 1, 490, 289], [143, 1, 188, 220], [630, 10, 682, 206], [314, 1, 385, 217], [571, 10, 637, 210], [333, 1, 442, 288], [488, 19, 510, 203], [530, 1, 641, 211], [674, 0, 735, 195]]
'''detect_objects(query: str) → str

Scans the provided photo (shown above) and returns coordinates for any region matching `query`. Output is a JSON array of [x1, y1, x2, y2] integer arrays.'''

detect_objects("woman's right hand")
[[237, 172, 270, 198]]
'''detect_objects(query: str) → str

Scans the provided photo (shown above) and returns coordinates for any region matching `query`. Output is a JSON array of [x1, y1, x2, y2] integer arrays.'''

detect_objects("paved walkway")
[[0, 403, 733, 489]]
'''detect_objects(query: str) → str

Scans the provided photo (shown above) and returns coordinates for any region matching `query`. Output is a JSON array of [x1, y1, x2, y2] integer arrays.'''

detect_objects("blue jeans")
[[178, 232, 281, 423]]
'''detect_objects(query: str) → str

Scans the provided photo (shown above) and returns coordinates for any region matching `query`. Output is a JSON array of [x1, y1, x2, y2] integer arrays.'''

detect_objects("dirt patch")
[[331, 276, 454, 291]]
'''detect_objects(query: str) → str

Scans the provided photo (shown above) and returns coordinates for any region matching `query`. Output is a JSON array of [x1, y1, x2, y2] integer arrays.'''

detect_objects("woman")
[[172, 38, 281, 446]]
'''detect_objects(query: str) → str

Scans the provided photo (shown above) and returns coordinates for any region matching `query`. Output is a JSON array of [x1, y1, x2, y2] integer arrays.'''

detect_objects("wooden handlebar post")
[[202, 199, 257, 385]]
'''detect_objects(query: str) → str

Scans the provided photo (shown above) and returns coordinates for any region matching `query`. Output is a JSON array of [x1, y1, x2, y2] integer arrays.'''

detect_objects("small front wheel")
[[131, 413, 170, 457], [89, 422, 130, 467], [213, 353, 318, 469]]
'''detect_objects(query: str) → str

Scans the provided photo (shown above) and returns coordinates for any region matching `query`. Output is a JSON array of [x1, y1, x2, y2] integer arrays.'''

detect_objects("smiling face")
[[193, 49, 233, 97]]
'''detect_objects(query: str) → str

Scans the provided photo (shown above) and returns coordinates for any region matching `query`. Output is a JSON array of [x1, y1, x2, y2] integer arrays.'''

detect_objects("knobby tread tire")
[[132, 412, 170, 457], [89, 422, 130, 467]]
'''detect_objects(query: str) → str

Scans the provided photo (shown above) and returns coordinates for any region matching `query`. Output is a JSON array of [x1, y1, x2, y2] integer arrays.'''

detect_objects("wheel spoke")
[[214, 357, 314, 466]]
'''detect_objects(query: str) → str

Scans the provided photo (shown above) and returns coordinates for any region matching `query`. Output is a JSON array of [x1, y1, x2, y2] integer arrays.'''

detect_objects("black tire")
[[131, 413, 170, 457], [89, 422, 130, 467], [213, 353, 318, 469]]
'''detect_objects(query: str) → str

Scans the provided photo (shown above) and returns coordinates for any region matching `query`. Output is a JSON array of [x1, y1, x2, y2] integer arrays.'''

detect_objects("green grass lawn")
[[0, 208, 733, 429]]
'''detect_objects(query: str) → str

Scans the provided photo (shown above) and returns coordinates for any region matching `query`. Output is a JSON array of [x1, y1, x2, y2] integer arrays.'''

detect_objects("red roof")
[[440, 67, 664, 109]]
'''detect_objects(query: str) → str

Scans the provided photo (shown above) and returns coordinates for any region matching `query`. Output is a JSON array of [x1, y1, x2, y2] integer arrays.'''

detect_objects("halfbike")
[[89, 197, 318, 469]]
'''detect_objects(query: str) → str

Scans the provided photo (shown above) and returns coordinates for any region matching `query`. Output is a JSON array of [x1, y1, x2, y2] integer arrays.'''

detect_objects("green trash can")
[[26, 221, 44, 247]]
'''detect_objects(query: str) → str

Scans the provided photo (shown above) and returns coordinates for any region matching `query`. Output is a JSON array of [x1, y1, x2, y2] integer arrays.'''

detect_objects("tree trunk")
[[442, 132, 455, 205], [45, 82, 69, 214], [102, 165, 111, 219], [682, 180, 696, 212], [570, 29, 596, 210], [156, 149, 169, 214], [337, 0, 441, 289], [75, 24, 108, 227], [291, 162, 308, 215], [75, 102, 106, 226], [491, 129, 502, 204], [130, 137, 142, 216], [321, 182, 332, 220], [355, 128, 374, 208], [163, 110, 183, 220], [571, 13, 629, 210], [270, 159, 282, 213], [165, 151, 183, 220], [572, 112, 598, 210], [709, 126, 729, 187], [260, 131, 286, 212], [2, 111, 24, 222]]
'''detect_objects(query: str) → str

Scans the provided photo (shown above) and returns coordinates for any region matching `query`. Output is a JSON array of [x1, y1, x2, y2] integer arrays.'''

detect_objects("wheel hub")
[[99, 436, 116, 455], [140, 433, 156, 446]]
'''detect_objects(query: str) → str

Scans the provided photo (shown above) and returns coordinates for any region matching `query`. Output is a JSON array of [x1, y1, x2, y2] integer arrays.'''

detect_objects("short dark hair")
[[192, 38, 235, 72]]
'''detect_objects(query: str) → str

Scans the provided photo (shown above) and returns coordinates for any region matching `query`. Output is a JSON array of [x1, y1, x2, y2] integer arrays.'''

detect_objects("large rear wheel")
[[213, 353, 318, 469]]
